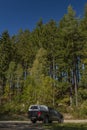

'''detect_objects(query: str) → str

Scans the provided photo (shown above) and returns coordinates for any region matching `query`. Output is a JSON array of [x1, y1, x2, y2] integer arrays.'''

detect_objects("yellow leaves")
[[4, 84, 10, 98]]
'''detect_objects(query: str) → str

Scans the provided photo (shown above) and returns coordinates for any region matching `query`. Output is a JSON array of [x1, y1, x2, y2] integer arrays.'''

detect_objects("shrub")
[[79, 100, 87, 118], [71, 100, 87, 119]]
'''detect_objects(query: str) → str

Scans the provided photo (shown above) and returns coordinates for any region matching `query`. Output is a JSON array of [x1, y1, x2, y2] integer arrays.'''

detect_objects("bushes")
[[79, 100, 87, 118], [70, 100, 87, 119], [57, 100, 87, 119], [0, 101, 26, 115]]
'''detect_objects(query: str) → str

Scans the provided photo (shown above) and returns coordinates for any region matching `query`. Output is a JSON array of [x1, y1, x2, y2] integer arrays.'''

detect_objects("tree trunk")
[[52, 56, 55, 107], [68, 69, 73, 106], [74, 70, 78, 107]]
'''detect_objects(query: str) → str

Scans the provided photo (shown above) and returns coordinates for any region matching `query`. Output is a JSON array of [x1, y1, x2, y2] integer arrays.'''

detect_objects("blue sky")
[[0, 0, 87, 36]]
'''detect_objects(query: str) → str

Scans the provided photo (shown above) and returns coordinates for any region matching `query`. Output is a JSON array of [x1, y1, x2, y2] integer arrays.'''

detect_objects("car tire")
[[60, 118, 64, 123], [49, 120, 52, 123], [58, 118, 64, 123], [31, 120, 36, 123]]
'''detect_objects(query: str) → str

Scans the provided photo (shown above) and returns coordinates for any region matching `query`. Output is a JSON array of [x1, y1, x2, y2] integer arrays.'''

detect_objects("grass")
[[44, 123, 87, 130]]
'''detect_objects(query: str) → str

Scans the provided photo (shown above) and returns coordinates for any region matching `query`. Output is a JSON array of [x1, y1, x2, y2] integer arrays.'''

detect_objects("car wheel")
[[58, 118, 64, 123], [60, 118, 64, 123], [32, 120, 36, 123], [49, 120, 52, 123]]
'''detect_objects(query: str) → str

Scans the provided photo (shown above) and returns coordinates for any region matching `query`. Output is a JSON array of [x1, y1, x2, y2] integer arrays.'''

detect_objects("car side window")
[[49, 108, 55, 113], [30, 106, 38, 110], [54, 110, 58, 114], [40, 106, 48, 111], [40, 106, 44, 111]]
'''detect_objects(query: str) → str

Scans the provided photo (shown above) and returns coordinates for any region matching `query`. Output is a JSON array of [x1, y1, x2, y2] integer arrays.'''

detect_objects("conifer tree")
[[58, 5, 84, 106]]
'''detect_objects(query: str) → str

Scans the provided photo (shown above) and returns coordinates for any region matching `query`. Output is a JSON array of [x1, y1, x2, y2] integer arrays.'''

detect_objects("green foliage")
[[22, 75, 55, 108], [0, 4, 87, 118], [78, 88, 87, 101], [79, 100, 87, 118], [6, 61, 16, 83], [31, 48, 48, 79], [72, 100, 87, 119], [1, 102, 25, 114], [0, 31, 13, 80], [4, 84, 10, 98], [15, 64, 23, 88]]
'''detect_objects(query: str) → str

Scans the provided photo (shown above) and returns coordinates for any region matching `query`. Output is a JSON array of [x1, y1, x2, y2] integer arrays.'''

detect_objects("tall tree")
[[80, 3, 87, 65], [5, 61, 16, 100], [31, 18, 44, 49], [0, 31, 13, 93], [42, 19, 58, 79], [6, 61, 16, 88], [15, 29, 35, 79], [79, 3, 87, 88], [31, 48, 48, 81], [58, 5, 84, 106], [15, 64, 23, 94]]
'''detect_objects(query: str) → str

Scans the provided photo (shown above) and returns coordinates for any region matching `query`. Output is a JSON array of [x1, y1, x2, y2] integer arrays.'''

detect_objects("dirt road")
[[0, 120, 87, 130], [0, 122, 45, 130], [64, 119, 87, 123], [0, 119, 87, 123]]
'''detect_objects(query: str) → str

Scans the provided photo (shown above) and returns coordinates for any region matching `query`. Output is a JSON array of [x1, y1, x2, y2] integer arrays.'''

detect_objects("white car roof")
[[29, 105, 48, 111]]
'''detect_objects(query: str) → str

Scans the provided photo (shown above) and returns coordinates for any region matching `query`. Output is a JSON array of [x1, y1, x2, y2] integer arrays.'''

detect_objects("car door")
[[49, 108, 57, 121], [52, 110, 59, 121]]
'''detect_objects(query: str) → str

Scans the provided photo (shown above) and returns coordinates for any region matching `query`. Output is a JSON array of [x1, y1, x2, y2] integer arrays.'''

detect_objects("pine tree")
[[58, 5, 84, 107], [0, 31, 13, 93]]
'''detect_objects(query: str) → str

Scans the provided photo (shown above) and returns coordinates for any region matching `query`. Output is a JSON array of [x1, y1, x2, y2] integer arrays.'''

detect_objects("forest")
[[0, 5, 87, 118]]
